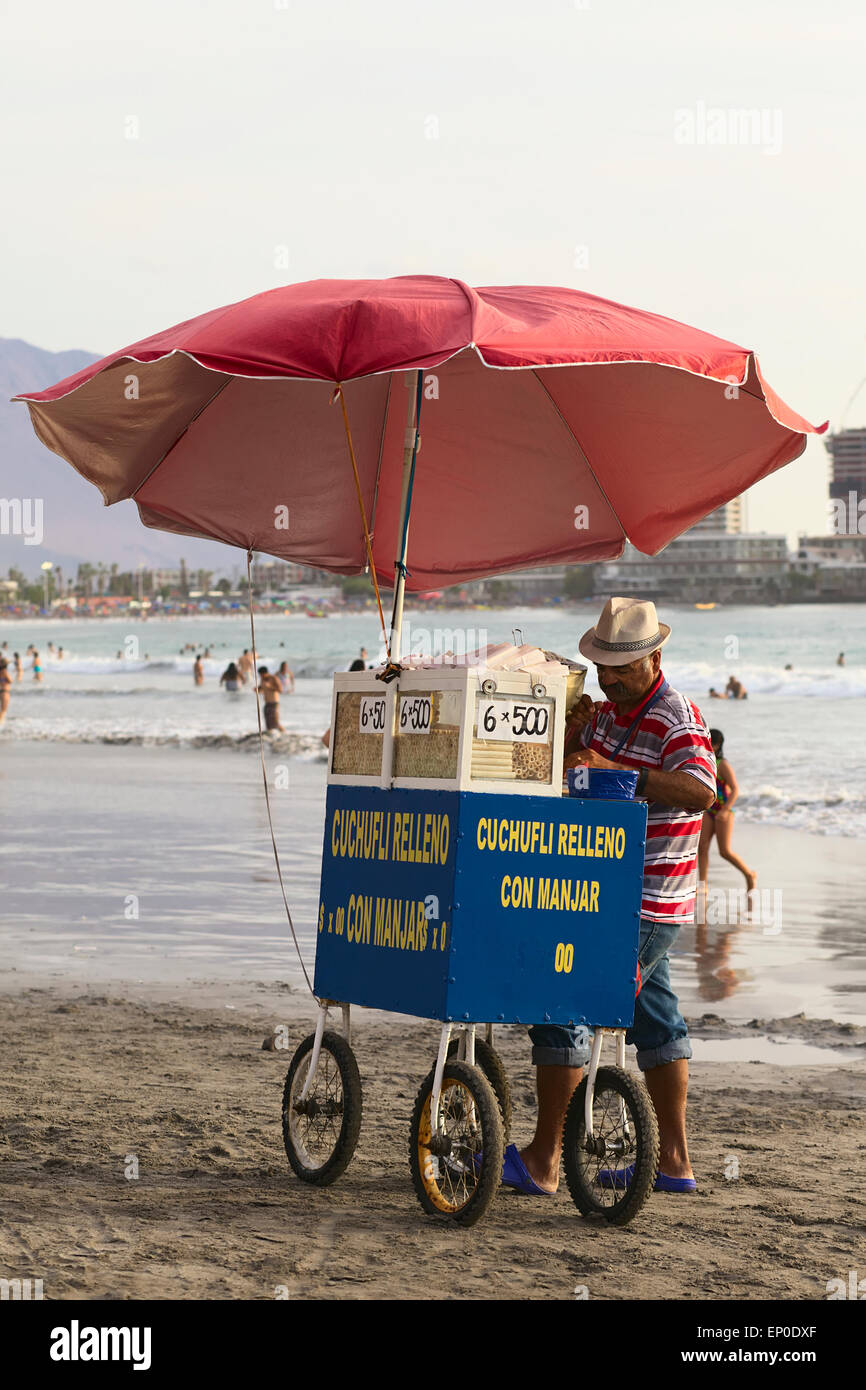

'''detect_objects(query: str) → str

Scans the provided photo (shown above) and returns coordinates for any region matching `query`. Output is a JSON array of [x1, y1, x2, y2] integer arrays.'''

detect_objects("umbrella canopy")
[[14, 276, 825, 592]]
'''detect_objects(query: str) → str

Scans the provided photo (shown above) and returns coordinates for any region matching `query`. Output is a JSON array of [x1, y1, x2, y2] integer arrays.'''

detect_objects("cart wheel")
[[409, 1060, 504, 1227], [446, 1037, 513, 1141], [282, 1031, 362, 1186], [562, 1065, 659, 1225]]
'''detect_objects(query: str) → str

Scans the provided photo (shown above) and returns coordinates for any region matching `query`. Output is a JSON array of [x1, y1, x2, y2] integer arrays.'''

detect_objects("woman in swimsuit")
[[698, 728, 756, 892], [0, 658, 12, 724], [220, 661, 241, 692]]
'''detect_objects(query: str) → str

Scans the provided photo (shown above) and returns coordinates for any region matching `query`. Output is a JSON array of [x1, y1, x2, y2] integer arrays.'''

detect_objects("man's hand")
[[565, 693, 598, 736], [564, 747, 622, 773]]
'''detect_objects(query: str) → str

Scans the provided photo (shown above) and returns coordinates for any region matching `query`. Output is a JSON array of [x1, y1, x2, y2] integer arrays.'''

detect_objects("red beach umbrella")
[[14, 276, 825, 616]]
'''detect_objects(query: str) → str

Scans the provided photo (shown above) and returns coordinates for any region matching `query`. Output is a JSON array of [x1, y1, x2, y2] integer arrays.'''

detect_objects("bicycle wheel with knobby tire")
[[282, 1030, 362, 1185], [446, 1036, 513, 1141], [562, 1064, 659, 1225], [409, 1059, 504, 1226]]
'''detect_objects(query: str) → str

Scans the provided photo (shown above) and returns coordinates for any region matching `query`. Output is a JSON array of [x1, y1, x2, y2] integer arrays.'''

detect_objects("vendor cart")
[[281, 659, 660, 1226]]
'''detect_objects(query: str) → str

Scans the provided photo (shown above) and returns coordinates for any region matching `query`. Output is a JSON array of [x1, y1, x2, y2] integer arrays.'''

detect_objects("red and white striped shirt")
[[574, 671, 715, 923]]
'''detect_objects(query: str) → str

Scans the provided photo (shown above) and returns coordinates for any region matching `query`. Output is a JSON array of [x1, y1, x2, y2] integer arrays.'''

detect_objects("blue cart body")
[[314, 786, 647, 1027]]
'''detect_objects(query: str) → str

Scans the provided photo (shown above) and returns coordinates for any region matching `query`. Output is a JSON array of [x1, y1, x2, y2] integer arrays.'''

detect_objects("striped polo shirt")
[[575, 671, 716, 923]]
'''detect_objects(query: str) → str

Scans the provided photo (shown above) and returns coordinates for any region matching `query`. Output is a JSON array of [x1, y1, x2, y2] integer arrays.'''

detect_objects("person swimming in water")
[[698, 728, 756, 893], [220, 661, 241, 692]]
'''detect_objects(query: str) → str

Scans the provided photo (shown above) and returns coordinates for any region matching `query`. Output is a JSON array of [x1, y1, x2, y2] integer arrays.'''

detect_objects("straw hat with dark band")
[[578, 597, 671, 666]]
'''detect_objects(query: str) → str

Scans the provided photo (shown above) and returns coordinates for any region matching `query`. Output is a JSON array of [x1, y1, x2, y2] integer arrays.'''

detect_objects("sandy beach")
[[1, 977, 864, 1301]]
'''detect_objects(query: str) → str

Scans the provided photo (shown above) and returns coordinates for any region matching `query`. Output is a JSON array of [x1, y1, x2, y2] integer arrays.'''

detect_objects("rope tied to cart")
[[246, 548, 316, 997]]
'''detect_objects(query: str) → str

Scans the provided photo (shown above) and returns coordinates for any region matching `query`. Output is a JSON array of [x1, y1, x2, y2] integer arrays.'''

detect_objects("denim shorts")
[[528, 916, 692, 1073]]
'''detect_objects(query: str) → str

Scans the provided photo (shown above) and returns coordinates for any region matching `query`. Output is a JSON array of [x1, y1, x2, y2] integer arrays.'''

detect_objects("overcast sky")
[[3, 0, 864, 544]]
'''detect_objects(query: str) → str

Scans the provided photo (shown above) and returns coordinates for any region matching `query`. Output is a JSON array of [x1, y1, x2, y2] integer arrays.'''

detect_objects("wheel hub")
[[293, 1098, 344, 1118], [427, 1130, 453, 1157]]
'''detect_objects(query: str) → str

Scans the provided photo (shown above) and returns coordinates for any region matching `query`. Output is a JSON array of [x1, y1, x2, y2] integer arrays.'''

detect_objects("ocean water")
[[2, 602, 865, 839]]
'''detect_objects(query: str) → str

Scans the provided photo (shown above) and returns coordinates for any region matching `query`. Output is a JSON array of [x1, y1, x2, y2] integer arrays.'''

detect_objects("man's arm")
[[638, 765, 714, 811], [568, 746, 714, 809]]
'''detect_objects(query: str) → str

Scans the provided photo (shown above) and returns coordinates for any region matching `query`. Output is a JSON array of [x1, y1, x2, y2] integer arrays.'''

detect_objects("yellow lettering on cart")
[[590, 880, 599, 911], [538, 877, 551, 909], [614, 827, 626, 859], [431, 815, 442, 862], [438, 815, 449, 864]]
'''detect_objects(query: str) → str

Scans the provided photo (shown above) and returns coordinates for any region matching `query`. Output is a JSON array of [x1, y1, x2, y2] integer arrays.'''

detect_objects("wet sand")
[[1, 741, 865, 1025], [1, 978, 864, 1302]]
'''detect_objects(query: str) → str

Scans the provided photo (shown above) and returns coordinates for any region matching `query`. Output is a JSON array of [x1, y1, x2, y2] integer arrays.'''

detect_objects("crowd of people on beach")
[[0, 643, 50, 722], [182, 646, 299, 734]]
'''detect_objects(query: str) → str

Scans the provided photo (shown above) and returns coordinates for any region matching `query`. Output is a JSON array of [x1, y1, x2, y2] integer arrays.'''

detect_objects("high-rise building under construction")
[[824, 426, 866, 503]]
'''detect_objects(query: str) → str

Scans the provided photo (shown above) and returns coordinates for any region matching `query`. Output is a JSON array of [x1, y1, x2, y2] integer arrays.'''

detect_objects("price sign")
[[476, 698, 551, 743], [398, 694, 432, 734], [359, 695, 386, 733]]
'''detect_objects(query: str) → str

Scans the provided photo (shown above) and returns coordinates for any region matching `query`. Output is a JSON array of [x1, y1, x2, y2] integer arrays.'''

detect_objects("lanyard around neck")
[[609, 677, 669, 760]]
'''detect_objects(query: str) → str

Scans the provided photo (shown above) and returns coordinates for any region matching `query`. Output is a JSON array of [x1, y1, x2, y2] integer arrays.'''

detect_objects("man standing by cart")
[[505, 597, 715, 1197]]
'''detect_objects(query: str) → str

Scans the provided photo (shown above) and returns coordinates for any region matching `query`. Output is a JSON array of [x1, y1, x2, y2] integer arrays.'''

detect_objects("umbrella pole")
[[387, 369, 422, 665]]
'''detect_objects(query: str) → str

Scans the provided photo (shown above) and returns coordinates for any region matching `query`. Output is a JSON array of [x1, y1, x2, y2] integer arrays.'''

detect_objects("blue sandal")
[[596, 1163, 697, 1193], [500, 1143, 555, 1197]]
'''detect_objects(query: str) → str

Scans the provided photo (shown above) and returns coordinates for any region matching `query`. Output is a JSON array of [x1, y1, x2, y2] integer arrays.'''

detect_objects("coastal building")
[[463, 565, 568, 602], [593, 532, 788, 603], [250, 558, 306, 590], [793, 535, 866, 599], [250, 559, 340, 591]]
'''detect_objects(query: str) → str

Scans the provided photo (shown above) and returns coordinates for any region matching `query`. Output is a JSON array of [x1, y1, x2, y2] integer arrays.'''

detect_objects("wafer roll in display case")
[[316, 644, 648, 1027]]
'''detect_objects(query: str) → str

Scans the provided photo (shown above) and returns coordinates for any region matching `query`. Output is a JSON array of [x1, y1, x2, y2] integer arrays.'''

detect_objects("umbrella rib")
[[529, 369, 627, 553], [130, 374, 233, 501]]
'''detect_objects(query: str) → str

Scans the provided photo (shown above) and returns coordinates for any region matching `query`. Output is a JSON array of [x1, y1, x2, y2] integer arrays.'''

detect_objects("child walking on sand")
[[698, 728, 756, 892]]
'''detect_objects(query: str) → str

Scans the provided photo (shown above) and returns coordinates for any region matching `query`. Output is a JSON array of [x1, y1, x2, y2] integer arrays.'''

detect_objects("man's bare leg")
[[519, 1064, 582, 1193], [643, 1058, 693, 1179]]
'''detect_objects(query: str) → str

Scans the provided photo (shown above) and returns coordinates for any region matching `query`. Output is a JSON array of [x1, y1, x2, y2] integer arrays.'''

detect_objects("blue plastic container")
[[567, 768, 638, 800]]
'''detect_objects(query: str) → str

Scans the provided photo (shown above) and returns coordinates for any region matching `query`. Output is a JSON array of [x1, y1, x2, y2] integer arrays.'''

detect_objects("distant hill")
[[1, 337, 239, 579]]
